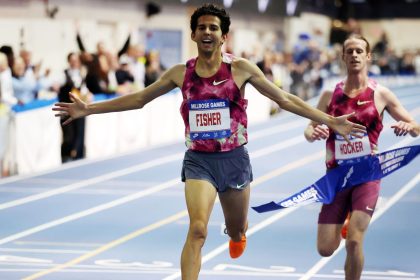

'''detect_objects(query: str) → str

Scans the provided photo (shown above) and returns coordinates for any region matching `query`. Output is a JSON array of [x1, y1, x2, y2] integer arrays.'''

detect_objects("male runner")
[[304, 34, 419, 280], [54, 5, 366, 280]]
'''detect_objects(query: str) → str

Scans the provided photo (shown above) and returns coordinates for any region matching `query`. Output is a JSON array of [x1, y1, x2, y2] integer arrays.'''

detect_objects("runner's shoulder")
[[164, 63, 186, 86], [319, 90, 333, 107], [374, 84, 396, 102], [167, 63, 186, 76], [231, 56, 255, 71]]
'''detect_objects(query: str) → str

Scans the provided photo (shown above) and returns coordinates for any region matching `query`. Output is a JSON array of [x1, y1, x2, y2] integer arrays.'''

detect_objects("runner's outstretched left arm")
[[238, 59, 367, 142]]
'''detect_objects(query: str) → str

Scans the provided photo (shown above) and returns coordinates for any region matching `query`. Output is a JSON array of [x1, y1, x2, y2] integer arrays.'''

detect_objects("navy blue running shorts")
[[181, 145, 253, 193]]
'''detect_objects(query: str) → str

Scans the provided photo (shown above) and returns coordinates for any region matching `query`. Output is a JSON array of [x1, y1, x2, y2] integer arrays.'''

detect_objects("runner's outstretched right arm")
[[52, 64, 184, 125]]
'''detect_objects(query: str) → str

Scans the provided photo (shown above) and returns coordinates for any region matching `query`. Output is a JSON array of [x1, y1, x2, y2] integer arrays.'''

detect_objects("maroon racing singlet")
[[180, 53, 248, 152], [325, 79, 383, 168]]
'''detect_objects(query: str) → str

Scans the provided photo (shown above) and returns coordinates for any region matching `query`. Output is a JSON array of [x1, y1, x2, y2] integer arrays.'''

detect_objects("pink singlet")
[[319, 79, 383, 223], [325, 79, 383, 168], [180, 53, 248, 152]]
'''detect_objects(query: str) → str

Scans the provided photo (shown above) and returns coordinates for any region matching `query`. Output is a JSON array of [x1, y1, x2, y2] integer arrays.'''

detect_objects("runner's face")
[[342, 38, 371, 74], [191, 15, 226, 53]]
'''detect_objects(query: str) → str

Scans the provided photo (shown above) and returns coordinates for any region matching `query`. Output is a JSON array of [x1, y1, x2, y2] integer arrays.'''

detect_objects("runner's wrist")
[[323, 115, 335, 129], [85, 103, 94, 116]]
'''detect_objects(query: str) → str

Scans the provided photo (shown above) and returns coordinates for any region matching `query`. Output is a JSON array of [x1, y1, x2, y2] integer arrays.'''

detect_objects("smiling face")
[[342, 37, 371, 74], [191, 15, 227, 55]]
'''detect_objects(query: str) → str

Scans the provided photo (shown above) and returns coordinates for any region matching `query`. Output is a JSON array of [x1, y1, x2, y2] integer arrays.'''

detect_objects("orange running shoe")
[[229, 235, 247, 259], [341, 214, 350, 239]]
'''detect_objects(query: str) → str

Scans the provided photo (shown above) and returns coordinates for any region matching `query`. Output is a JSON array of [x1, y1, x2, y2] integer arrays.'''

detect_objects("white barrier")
[[0, 105, 9, 159], [84, 92, 185, 159], [3, 86, 272, 175], [15, 107, 62, 174]]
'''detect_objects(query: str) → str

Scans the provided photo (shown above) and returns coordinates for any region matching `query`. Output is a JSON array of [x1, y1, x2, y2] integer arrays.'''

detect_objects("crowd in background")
[[1, 23, 420, 168], [249, 31, 420, 102], [0, 28, 166, 168], [0, 31, 167, 109]]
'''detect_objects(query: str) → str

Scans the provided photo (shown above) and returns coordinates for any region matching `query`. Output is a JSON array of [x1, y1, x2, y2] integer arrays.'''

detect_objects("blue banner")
[[252, 145, 420, 213]]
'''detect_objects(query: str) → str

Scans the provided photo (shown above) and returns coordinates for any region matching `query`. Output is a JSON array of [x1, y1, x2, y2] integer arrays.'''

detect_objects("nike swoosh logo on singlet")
[[213, 79, 228, 86], [357, 100, 372, 106]]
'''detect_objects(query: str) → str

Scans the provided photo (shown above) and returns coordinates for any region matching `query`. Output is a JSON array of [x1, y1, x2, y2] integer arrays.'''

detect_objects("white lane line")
[[0, 248, 89, 254], [0, 157, 102, 186], [18, 151, 324, 280], [13, 241, 104, 248], [20, 211, 189, 280], [0, 146, 323, 248], [3, 268, 420, 279], [0, 153, 183, 211], [0, 114, 308, 187], [0, 178, 181, 246], [162, 208, 299, 280], [0, 142, 169, 186], [162, 152, 326, 280], [6, 148, 320, 247], [250, 120, 306, 140], [0, 125, 311, 212], [251, 135, 305, 158]]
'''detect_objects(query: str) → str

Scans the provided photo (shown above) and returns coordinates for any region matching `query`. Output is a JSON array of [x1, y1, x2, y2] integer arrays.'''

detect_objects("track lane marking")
[[20, 151, 325, 279]]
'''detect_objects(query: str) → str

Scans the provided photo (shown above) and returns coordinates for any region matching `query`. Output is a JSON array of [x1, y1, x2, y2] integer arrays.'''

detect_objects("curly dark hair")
[[190, 3, 231, 35]]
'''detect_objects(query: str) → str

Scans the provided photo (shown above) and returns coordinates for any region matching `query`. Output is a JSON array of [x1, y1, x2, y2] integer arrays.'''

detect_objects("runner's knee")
[[189, 220, 208, 244], [345, 238, 362, 255], [225, 220, 247, 240], [318, 242, 339, 257]]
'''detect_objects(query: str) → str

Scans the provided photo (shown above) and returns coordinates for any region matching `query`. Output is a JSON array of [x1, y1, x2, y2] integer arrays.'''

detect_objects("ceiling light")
[[223, 0, 234, 8], [258, 0, 270, 12]]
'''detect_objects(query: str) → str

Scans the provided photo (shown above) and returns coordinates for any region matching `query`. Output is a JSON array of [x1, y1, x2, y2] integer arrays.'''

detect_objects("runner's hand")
[[52, 92, 88, 125], [332, 112, 366, 143], [391, 121, 413, 136], [307, 125, 329, 142]]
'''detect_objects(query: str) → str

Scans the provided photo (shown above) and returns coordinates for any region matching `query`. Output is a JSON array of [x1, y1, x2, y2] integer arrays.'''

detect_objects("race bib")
[[188, 99, 231, 140], [335, 133, 371, 160]]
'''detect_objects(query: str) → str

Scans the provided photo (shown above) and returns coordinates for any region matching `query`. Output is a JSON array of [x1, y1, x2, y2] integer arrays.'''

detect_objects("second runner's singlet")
[[180, 53, 248, 152], [325, 79, 383, 168]]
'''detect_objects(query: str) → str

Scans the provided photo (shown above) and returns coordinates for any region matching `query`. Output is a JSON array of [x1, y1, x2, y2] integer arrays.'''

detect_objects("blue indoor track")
[[0, 85, 419, 280]]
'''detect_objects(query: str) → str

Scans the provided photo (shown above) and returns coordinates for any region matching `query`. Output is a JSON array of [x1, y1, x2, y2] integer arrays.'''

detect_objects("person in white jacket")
[[0, 52, 16, 177]]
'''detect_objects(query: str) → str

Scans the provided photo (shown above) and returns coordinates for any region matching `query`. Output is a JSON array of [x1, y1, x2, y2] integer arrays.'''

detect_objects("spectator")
[[144, 50, 165, 87], [19, 48, 54, 94], [271, 51, 291, 91], [0, 52, 16, 106], [0, 52, 14, 178], [372, 32, 389, 57], [58, 52, 91, 162], [126, 44, 146, 89], [256, 51, 274, 81], [399, 52, 416, 75], [85, 54, 114, 95], [116, 55, 135, 86], [75, 24, 131, 65], [19, 49, 39, 85], [11, 57, 41, 104], [293, 33, 312, 64], [0, 45, 14, 69]]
